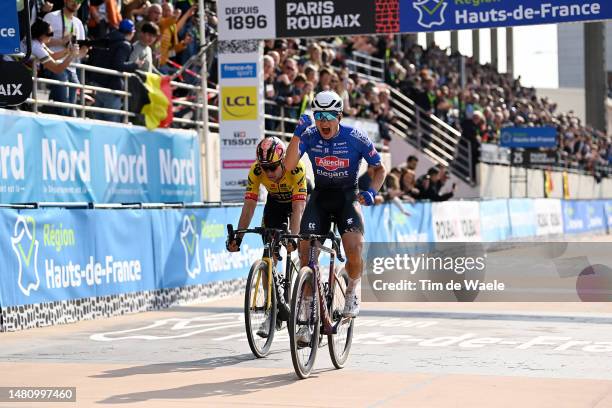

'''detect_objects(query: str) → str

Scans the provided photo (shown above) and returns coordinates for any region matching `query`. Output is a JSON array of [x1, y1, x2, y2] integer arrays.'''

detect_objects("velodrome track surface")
[[2, 237, 612, 407]]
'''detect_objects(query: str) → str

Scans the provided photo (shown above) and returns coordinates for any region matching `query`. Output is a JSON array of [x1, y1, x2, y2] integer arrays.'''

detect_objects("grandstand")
[[6, 1, 611, 201]]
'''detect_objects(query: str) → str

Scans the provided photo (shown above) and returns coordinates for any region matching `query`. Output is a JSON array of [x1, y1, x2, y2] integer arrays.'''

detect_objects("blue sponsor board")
[[499, 127, 557, 148], [480, 199, 511, 242], [400, 0, 610, 34], [508, 198, 536, 238], [0, 206, 265, 308], [605, 201, 612, 233], [363, 201, 434, 242], [562, 200, 606, 234], [220, 63, 257, 79], [0, 2, 20, 54], [0, 112, 201, 203], [0, 208, 157, 307]]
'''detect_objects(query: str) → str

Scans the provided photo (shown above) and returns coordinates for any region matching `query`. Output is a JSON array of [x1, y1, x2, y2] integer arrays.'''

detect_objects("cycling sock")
[[347, 276, 360, 293]]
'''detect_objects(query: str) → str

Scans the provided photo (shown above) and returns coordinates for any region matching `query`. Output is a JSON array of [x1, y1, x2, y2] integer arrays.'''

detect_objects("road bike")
[[283, 229, 354, 379], [226, 225, 299, 358]]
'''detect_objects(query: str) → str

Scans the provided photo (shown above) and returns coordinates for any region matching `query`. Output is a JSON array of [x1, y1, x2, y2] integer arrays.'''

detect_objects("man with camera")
[[43, 0, 89, 117]]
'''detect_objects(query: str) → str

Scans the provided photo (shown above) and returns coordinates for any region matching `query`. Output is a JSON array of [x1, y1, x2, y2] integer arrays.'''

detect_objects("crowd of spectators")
[[378, 38, 611, 173], [14, 0, 217, 119], [358, 154, 456, 205], [11, 2, 610, 176], [260, 37, 394, 144]]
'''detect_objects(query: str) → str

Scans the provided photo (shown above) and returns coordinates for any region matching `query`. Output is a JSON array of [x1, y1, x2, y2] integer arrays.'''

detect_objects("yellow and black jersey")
[[245, 161, 308, 203]]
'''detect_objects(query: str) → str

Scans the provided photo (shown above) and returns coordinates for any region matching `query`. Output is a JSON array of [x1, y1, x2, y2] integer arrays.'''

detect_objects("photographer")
[[43, 0, 89, 117], [28, 18, 80, 74]]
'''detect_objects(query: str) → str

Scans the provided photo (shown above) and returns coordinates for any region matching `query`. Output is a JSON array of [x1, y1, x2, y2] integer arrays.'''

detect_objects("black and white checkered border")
[[0, 279, 247, 333]]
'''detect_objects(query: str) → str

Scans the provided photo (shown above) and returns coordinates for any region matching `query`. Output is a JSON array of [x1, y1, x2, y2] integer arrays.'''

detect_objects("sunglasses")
[[261, 163, 280, 172], [313, 111, 340, 121], [46, 31, 54, 37]]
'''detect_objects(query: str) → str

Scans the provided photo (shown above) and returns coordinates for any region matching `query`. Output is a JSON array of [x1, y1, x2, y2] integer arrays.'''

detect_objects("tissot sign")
[[218, 0, 612, 40]]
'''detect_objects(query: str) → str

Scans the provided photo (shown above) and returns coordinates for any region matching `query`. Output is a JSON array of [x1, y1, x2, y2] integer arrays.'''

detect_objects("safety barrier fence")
[[1, 196, 610, 331]]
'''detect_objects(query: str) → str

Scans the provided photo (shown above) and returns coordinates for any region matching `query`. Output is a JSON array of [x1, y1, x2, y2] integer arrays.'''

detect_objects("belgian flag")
[[128, 73, 173, 130]]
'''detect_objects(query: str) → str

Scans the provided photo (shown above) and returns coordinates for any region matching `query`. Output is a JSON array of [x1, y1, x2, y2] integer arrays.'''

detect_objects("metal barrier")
[[346, 51, 385, 82], [388, 87, 474, 183], [26, 62, 219, 133]]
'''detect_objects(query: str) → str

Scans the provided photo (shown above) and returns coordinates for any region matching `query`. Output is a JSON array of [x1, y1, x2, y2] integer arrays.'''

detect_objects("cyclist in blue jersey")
[[285, 90, 386, 330]]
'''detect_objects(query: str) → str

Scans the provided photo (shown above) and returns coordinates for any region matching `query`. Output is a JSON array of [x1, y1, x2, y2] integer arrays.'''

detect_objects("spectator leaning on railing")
[[89, 19, 144, 122], [43, 0, 89, 117]]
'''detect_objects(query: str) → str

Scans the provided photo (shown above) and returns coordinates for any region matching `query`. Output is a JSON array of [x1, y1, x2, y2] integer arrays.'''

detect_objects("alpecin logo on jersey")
[[315, 156, 350, 171]]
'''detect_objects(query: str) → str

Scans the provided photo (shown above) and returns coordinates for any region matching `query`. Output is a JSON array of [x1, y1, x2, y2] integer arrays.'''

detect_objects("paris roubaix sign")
[[218, 0, 612, 40]]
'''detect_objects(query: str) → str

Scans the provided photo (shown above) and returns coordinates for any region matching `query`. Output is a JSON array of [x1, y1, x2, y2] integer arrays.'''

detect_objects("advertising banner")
[[0, 1, 20, 54], [534, 198, 564, 236], [510, 149, 558, 166], [218, 41, 264, 201], [218, 0, 611, 40], [432, 201, 481, 242], [400, 0, 611, 34], [480, 199, 511, 242], [275, 0, 377, 38], [563, 200, 606, 235], [605, 201, 612, 233], [480, 143, 510, 165], [0, 206, 265, 308], [151, 206, 264, 289], [508, 198, 536, 238], [0, 111, 201, 203], [363, 201, 434, 243], [0, 208, 156, 308], [500, 127, 557, 149]]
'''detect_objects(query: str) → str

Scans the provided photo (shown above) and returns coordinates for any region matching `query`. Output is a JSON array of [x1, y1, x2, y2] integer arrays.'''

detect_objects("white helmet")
[[311, 90, 343, 113]]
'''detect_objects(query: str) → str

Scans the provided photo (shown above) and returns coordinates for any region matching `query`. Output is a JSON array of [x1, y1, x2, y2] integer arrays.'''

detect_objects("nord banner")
[[0, 110, 201, 203], [218, 0, 611, 40]]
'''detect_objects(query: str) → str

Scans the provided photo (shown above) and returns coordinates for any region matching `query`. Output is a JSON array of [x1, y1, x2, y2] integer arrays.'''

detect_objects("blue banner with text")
[[0, 1, 20, 54], [400, 0, 611, 34], [0, 111, 201, 203]]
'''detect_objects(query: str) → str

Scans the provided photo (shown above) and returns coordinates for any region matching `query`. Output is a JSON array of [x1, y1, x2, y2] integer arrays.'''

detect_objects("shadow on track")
[[96, 371, 296, 404], [91, 351, 285, 379]]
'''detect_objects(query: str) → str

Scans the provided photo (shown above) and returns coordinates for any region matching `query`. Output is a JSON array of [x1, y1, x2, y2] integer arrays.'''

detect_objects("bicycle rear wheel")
[[289, 266, 320, 379], [244, 260, 277, 358], [328, 267, 354, 369]]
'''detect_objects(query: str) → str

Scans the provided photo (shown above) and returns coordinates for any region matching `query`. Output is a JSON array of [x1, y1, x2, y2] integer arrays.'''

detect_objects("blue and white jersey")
[[298, 124, 382, 190]]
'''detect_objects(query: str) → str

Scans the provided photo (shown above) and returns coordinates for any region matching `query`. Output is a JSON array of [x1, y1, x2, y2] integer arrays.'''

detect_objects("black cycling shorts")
[[262, 199, 292, 231], [300, 188, 364, 236]]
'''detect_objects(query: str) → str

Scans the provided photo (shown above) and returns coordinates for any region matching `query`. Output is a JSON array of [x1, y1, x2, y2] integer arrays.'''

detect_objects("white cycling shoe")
[[295, 326, 312, 347], [342, 290, 360, 318]]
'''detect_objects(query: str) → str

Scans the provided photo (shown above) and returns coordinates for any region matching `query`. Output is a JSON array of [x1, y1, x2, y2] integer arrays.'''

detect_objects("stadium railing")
[[27, 63, 218, 133], [346, 51, 385, 83], [388, 86, 474, 183]]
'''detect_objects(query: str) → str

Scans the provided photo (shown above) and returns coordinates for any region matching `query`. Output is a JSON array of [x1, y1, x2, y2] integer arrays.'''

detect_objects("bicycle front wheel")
[[289, 266, 320, 379], [244, 259, 277, 358], [328, 267, 354, 369]]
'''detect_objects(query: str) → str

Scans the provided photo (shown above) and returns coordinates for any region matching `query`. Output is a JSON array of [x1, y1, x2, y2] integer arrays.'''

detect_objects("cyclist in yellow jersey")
[[227, 136, 307, 254], [227, 137, 307, 337]]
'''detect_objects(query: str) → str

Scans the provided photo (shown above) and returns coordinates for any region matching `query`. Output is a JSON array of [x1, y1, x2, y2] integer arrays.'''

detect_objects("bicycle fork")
[[252, 257, 274, 313]]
